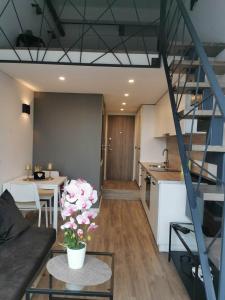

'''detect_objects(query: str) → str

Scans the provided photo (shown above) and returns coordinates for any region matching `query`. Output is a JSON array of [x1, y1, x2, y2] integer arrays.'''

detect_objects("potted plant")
[[61, 179, 98, 269]]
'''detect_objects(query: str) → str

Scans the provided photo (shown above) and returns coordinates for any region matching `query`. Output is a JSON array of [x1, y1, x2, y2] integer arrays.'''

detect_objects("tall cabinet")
[[134, 105, 166, 186]]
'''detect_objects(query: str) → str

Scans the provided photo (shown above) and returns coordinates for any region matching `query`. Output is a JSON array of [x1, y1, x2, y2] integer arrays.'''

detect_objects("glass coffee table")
[[25, 249, 114, 300]]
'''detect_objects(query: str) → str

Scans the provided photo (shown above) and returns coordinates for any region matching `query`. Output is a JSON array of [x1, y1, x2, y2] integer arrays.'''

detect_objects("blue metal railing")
[[160, 0, 225, 299]]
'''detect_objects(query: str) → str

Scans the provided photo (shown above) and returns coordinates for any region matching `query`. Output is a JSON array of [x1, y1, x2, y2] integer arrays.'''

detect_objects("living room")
[[1, 1, 225, 300]]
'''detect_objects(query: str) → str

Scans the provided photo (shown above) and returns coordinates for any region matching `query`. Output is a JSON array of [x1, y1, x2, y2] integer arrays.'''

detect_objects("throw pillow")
[[0, 190, 30, 244]]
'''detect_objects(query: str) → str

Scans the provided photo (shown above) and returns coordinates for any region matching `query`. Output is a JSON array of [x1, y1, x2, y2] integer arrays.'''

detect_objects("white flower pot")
[[67, 244, 86, 269]]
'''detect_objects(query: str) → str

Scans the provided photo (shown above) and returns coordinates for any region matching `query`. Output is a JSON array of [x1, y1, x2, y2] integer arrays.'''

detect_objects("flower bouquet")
[[61, 179, 98, 269]]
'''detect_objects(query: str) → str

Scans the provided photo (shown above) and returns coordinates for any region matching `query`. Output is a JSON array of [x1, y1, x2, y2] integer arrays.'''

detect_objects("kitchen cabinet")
[[156, 181, 190, 251], [134, 109, 141, 184], [140, 166, 146, 203], [134, 105, 166, 185], [141, 176, 190, 252], [154, 93, 175, 137], [149, 177, 159, 240]]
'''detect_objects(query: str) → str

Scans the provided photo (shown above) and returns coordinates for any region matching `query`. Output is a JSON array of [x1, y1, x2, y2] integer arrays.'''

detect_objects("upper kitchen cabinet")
[[134, 105, 166, 184], [154, 93, 175, 137]]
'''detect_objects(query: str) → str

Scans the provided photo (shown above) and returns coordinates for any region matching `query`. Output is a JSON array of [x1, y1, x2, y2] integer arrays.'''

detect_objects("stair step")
[[171, 60, 225, 75], [197, 185, 224, 201], [171, 42, 225, 57], [175, 81, 225, 93], [179, 109, 222, 119], [186, 144, 225, 152]]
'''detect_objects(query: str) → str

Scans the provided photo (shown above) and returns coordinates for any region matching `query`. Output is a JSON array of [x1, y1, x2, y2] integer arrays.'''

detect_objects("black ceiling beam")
[[46, 0, 65, 36], [60, 19, 158, 27]]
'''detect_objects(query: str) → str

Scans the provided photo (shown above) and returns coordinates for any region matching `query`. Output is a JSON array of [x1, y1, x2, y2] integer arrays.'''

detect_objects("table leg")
[[168, 223, 172, 262], [53, 187, 58, 231]]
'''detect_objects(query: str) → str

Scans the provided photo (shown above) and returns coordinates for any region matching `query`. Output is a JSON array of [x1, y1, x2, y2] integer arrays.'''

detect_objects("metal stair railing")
[[160, 0, 225, 299]]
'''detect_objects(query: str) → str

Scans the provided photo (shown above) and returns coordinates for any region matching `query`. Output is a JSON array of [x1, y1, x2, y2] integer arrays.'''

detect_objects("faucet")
[[162, 148, 169, 168]]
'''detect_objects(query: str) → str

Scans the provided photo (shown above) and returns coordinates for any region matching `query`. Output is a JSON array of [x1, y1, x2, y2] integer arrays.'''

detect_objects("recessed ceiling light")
[[120, 108, 124, 111], [59, 76, 65, 81], [128, 79, 134, 84], [124, 93, 129, 97], [122, 102, 126, 106]]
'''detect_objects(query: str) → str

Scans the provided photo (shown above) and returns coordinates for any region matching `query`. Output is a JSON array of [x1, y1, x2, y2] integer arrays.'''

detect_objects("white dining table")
[[5, 176, 67, 231]]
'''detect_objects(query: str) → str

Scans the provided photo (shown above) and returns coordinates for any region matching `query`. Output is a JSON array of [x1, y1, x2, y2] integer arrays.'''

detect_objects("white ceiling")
[[0, 63, 168, 113]]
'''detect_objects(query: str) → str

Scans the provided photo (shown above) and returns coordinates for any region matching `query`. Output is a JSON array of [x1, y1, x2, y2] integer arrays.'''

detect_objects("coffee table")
[[25, 249, 114, 300]]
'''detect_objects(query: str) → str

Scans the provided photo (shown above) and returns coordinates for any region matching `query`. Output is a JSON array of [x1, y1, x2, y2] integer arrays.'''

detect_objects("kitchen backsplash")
[[166, 134, 206, 171]]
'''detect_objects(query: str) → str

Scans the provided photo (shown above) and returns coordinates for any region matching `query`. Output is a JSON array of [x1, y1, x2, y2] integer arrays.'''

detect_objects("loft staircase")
[[160, 0, 225, 299]]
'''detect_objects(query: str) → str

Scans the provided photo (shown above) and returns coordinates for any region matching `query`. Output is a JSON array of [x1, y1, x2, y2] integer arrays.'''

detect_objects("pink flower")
[[61, 217, 77, 230], [61, 179, 98, 242], [88, 223, 98, 232], [77, 229, 84, 238], [83, 210, 97, 220], [76, 199, 92, 210], [89, 190, 98, 204], [76, 214, 90, 225], [61, 203, 78, 218]]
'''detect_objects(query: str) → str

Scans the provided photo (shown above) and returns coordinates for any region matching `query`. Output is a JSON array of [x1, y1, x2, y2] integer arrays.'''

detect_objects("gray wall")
[[33, 92, 103, 192]]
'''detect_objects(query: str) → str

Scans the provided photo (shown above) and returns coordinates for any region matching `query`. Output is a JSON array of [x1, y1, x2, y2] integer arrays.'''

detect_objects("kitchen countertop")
[[140, 162, 185, 184]]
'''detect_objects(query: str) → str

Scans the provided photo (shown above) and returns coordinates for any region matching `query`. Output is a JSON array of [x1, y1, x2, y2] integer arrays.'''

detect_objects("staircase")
[[160, 0, 225, 299]]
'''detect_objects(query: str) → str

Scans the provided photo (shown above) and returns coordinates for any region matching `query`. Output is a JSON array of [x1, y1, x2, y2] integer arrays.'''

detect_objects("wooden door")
[[106, 115, 135, 180]]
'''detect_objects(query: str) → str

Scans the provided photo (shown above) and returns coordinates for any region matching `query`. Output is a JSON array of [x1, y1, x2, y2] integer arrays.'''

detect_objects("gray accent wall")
[[33, 92, 103, 192]]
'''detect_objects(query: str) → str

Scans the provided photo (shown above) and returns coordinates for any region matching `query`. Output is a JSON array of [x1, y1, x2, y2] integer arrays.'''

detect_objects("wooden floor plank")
[[33, 200, 190, 300], [103, 180, 139, 190]]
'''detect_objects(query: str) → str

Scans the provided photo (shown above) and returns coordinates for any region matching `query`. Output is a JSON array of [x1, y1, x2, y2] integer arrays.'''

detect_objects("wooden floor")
[[34, 200, 190, 300], [103, 180, 139, 190]]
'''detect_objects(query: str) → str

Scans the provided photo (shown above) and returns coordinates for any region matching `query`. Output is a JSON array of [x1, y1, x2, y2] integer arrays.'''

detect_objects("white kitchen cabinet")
[[157, 181, 190, 251], [134, 105, 166, 185], [140, 166, 146, 203], [154, 93, 175, 137], [142, 178, 190, 252], [149, 177, 159, 240]]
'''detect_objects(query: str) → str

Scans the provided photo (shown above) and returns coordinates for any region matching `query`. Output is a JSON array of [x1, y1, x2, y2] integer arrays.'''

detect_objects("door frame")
[[104, 113, 136, 181]]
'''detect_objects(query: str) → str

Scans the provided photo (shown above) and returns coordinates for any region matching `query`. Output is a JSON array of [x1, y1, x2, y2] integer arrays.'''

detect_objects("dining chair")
[[38, 188, 54, 225], [39, 170, 60, 225], [9, 182, 48, 228]]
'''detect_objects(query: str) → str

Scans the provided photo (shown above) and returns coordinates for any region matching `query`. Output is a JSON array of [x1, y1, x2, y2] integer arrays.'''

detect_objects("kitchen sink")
[[148, 164, 180, 172], [149, 168, 180, 172]]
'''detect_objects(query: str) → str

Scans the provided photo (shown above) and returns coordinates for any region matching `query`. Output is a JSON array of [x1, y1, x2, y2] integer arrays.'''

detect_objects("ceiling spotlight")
[[128, 79, 134, 84], [124, 93, 129, 97], [59, 76, 65, 81], [122, 102, 126, 106], [120, 108, 124, 111]]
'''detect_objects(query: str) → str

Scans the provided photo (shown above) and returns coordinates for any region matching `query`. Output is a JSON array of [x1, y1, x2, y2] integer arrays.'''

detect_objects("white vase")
[[67, 244, 86, 269]]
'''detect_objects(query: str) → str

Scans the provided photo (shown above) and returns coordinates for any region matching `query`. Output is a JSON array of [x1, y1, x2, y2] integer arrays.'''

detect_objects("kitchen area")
[[134, 95, 218, 253], [139, 161, 189, 252]]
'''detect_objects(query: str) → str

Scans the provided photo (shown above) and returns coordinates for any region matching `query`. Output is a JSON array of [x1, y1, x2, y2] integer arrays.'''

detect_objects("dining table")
[[4, 176, 67, 231]]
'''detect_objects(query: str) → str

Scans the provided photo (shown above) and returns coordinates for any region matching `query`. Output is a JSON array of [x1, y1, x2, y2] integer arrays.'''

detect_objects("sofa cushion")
[[0, 190, 30, 244], [0, 226, 56, 300]]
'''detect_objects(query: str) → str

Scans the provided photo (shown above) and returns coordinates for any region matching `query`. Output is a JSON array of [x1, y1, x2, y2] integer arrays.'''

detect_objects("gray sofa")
[[0, 190, 56, 300]]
